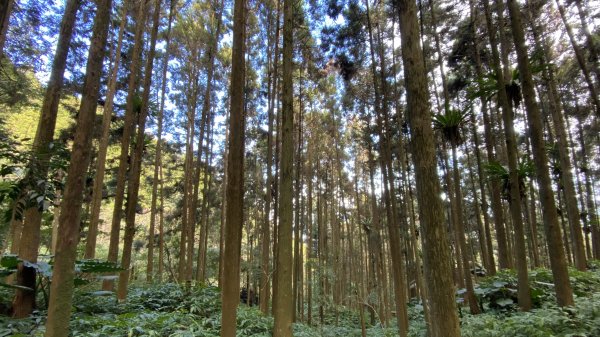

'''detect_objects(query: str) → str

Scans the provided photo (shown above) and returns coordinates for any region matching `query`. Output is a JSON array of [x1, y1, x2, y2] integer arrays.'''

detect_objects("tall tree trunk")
[[450, 145, 481, 313], [394, 1, 461, 336], [103, 0, 147, 291], [507, 0, 574, 307], [367, 145, 388, 325], [218, 107, 230, 287], [117, 0, 161, 301], [482, 0, 514, 271], [483, 0, 532, 307], [572, 0, 600, 83], [0, 0, 14, 56], [197, 116, 214, 281], [554, 0, 600, 115], [220, 0, 246, 333], [44, 0, 112, 333], [469, 0, 497, 274], [147, 0, 176, 283], [528, 11, 587, 271], [13, 0, 81, 318], [293, 85, 304, 321], [578, 123, 600, 259], [158, 159, 166, 282], [465, 150, 488, 269], [364, 1, 408, 332], [273, 0, 293, 331], [85, 2, 127, 259]]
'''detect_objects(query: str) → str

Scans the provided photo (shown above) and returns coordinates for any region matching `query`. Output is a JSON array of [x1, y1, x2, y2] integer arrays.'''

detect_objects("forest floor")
[[1, 262, 600, 337]]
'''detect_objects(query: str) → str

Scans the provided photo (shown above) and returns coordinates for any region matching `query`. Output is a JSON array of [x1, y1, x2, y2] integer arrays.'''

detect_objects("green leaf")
[[496, 298, 514, 307], [90, 290, 115, 296], [76, 259, 124, 273], [0, 254, 19, 269], [493, 281, 507, 288]]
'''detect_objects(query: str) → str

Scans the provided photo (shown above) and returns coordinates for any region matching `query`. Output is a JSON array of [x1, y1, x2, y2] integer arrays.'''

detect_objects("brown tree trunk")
[[147, 0, 176, 283], [577, 126, 600, 260], [367, 145, 387, 325], [554, 0, 600, 115], [450, 145, 482, 313], [482, 0, 513, 271], [528, 12, 587, 271], [469, 0, 497, 274], [44, 0, 112, 333], [158, 160, 166, 282], [572, 0, 600, 83], [483, 0, 531, 307], [0, 0, 14, 56], [395, 0, 461, 335], [117, 0, 161, 301], [365, 2, 408, 332], [220, 0, 246, 333], [13, 0, 81, 318], [507, 0, 574, 307], [85, 2, 127, 259], [103, 0, 147, 291], [272, 0, 293, 331]]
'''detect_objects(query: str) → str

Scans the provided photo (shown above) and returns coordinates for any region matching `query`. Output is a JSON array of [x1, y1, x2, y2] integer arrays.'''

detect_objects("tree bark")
[[147, 0, 176, 283], [578, 123, 600, 259], [117, 0, 161, 301], [85, 2, 127, 259], [44, 0, 112, 334], [103, 0, 147, 291], [13, 0, 81, 318], [0, 0, 14, 56], [220, 0, 246, 333], [394, 0, 461, 336], [273, 0, 293, 331], [507, 0, 574, 307], [554, 0, 600, 115], [528, 11, 587, 271]]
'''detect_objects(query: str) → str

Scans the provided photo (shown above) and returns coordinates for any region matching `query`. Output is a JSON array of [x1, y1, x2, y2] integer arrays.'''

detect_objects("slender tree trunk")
[[483, 0, 532, 307], [13, 0, 81, 318], [507, 0, 574, 307], [578, 124, 600, 259], [528, 13, 587, 270], [218, 107, 230, 287], [104, 0, 147, 291], [220, 0, 246, 333], [147, 0, 176, 283], [306, 150, 313, 325], [197, 119, 214, 282], [469, 0, 497, 274], [395, 0, 461, 335], [554, 0, 600, 115], [0, 0, 14, 56], [367, 145, 387, 325], [466, 150, 487, 269], [482, 0, 515, 271], [450, 145, 481, 313], [364, 2, 408, 332], [273, 0, 293, 331], [188, 0, 224, 281], [44, 0, 111, 333], [572, 0, 600, 83], [158, 159, 165, 282], [85, 3, 127, 259], [117, 0, 161, 301]]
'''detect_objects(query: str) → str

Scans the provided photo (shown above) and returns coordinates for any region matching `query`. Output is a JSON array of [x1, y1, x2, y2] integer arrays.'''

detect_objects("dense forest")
[[0, 0, 600, 336]]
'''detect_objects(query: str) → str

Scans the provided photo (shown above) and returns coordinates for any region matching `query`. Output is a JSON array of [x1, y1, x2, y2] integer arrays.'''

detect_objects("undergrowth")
[[1, 263, 600, 336]]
